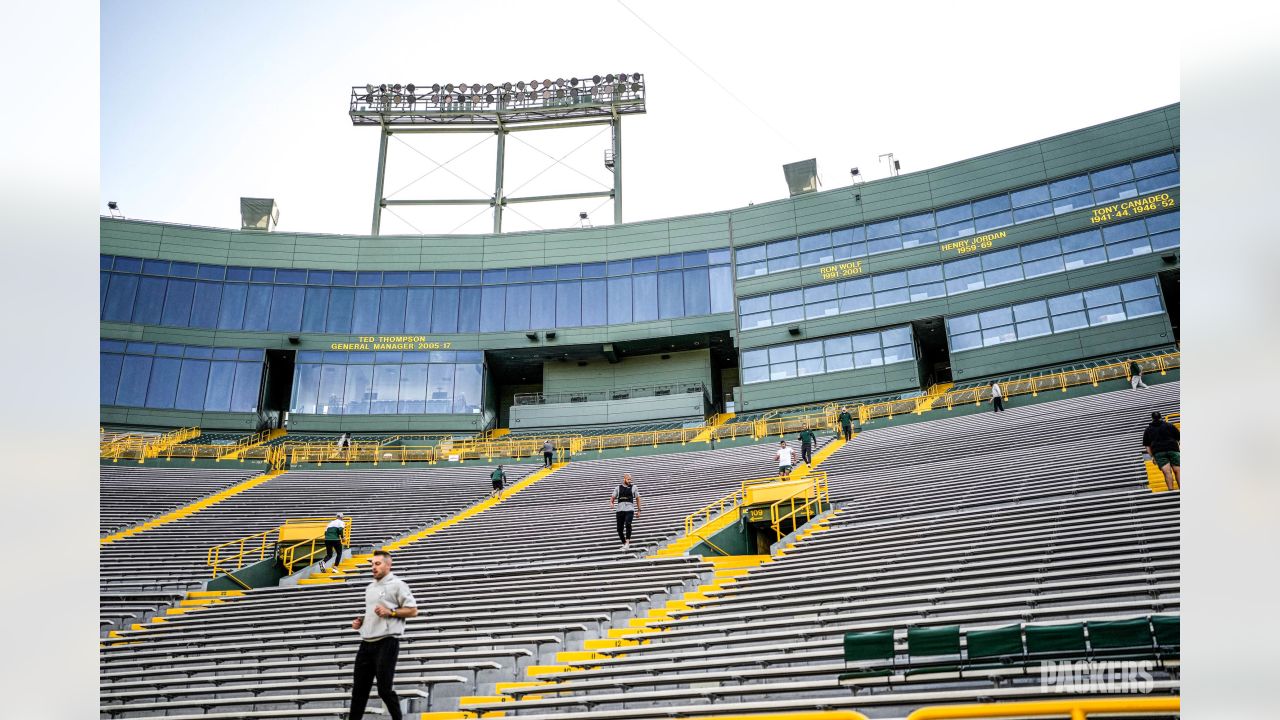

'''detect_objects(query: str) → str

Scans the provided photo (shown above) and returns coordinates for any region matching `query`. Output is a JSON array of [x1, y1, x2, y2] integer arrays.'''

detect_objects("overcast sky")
[[101, 1, 1179, 236]]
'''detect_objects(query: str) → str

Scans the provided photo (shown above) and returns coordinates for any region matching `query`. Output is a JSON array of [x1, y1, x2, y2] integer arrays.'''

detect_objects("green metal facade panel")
[[949, 314, 1174, 381], [288, 413, 486, 432], [100, 407, 260, 430], [739, 361, 920, 411]]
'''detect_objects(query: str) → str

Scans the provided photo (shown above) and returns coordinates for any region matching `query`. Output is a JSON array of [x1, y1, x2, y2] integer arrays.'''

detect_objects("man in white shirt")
[[991, 381, 1004, 412], [775, 440, 795, 479], [348, 550, 418, 720]]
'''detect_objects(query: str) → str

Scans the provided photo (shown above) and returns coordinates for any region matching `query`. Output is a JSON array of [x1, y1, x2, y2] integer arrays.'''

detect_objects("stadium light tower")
[[350, 74, 647, 235]]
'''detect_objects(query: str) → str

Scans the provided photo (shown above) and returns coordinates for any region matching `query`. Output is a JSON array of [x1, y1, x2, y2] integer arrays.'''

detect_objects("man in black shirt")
[[1142, 411, 1181, 491], [837, 408, 854, 441]]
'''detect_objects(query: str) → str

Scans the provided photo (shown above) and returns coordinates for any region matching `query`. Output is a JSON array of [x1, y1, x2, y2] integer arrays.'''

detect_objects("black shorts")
[[492, 480, 503, 490]]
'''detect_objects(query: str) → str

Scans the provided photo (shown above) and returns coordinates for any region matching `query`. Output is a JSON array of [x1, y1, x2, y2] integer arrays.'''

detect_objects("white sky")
[[101, 1, 1180, 236]]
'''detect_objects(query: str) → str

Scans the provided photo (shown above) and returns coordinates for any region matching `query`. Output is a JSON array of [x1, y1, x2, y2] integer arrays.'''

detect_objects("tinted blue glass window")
[[455, 363, 483, 413], [554, 281, 580, 327], [975, 211, 1013, 233], [972, 195, 1011, 217], [170, 262, 198, 278], [154, 343, 184, 357], [581, 263, 605, 279], [901, 229, 938, 249], [709, 266, 734, 314], [247, 268, 273, 283], [238, 348, 263, 361], [1053, 192, 1092, 215], [100, 255, 114, 270], [383, 271, 408, 286], [297, 350, 323, 362], [659, 253, 683, 270], [633, 273, 658, 322], [1091, 164, 1134, 188], [935, 204, 972, 226], [212, 348, 239, 360], [332, 271, 355, 286], [132, 276, 166, 325], [369, 365, 400, 414], [100, 270, 109, 313], [684, 250, 709, 268], [144, 357, 181, 409], [229, 362, 260, 412], [103, 273, 139, 322], [425, 364, 454, 413], [658, 271, 684, 319], [1133, 153, 1177, 178], [189, 282, 221, 329], [1013, 202, 1054, 223], [530, 283, 557, 329], [735, 245, 766, 264], [633, 256, 658, 274], [900, 212, 935, 232], [126, 341, 155, 355], [350, 288, 380, 333], [267, 285, 304, 332], [868, 235, 903, 255], [436, 270, 461, 285], [225, 266, 251, 282], [607, 259, 632, 276], [341, 364, 371, 414], [1050, 175, 1090, 198], [405, 288, 433, 332], [607, 276, 632, 324], [460, 270, 483, 286], [480, 286, 507, 332], [276, 269, 306, 284], [101, 339, 128, 353], [143, 259, 170, 276], [504, 284, 530, 331], [396, 364, 428, 413], [101, 353, 124, 405], [505, 268, 530, 283], [307, 270, 332, 285], [114, 256, 143, 273], [937, 220, 975, 242], [1061, 229, 1103, 252], [799, 233, 830, 252], [173, 359, 210, 410], [217, 284, 248, 330], [431, 287, 459, 332], [202, 361, 234, 411], [581, 279, 607, 326], [356, 271, 382, 286], [457, 287, 482, 332], [866, 219, 900, 240], [1093, 183, 1138, 204], [325, 287, 354, 333], [316, 364, 345, 414], [708, 248, 731, 265], [409, 270, 434, 285], [1011, 185, 1050, 208], [115, 355, 152, 407], [300, 287, 328, 333], [683, 268, 710, 316], [242, 284, 273, 331], [378, 288, 407, 334], [291, 363, 321, 414]]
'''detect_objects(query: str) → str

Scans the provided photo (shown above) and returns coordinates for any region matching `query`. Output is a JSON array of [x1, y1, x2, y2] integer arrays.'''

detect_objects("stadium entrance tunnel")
[[912, 316, 952, 387], [263, 349, 296, 429]]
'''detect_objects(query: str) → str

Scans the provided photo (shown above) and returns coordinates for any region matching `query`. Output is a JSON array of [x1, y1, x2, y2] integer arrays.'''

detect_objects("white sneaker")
[[621, 542, 630, 550]]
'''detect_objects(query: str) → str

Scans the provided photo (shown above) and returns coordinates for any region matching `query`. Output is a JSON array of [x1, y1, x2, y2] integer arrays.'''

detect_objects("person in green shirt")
[[837, 408, 854, 441], [322, 513, 346, 570], [798, 428, 816, 466], [489, 464, 507, 499]]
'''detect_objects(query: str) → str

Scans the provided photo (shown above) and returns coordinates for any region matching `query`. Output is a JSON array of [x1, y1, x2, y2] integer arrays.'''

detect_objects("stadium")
[[100, 77, 1181, 720]]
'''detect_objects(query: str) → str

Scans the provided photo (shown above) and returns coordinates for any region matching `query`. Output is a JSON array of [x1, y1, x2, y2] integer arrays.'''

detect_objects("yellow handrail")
[[769, 472, 829, 538], [206, 528, 275, 577], [685, 487, 747, 536], [279, 516, 353, 572], [905, 697, 1179, 720]]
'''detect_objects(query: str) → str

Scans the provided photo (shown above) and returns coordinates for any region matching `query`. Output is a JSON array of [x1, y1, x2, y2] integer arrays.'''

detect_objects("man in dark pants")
[[610, 474, 641, 550], [798, 428, 816, 466], [489, 464, 507, 499], [348, 550, 418, 720], [541, 439, 555, 468], [837, 407, 855, 441], [322, 513, 346, 570], [1142, 411, 1181, 491]]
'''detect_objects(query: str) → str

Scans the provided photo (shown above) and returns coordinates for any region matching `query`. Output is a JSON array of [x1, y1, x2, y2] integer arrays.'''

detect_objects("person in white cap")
[[323, 512, 347, 569]]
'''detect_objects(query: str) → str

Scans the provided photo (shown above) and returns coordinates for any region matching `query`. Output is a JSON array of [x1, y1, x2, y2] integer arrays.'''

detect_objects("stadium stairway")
[[99, 383, 1177, 718]]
